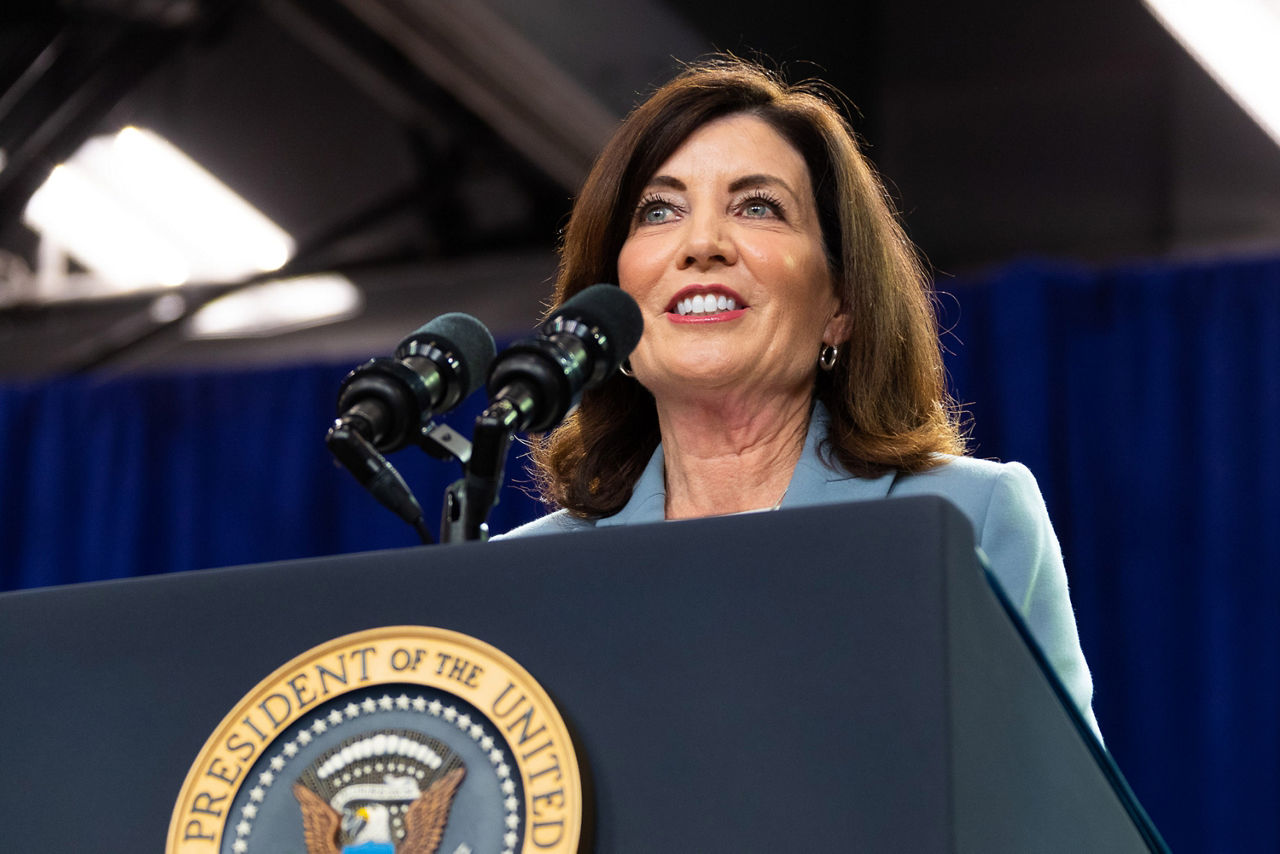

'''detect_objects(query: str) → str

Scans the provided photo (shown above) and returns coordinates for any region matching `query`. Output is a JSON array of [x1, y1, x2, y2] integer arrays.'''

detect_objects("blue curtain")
[[939, 255, 1280, 852], [0, 363, 545, 590], [3, 253, 1278, 850]]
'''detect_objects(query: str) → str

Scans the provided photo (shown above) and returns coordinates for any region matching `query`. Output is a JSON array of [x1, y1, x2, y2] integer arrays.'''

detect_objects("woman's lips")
[[669, 308, 748, 324], [665, 285, 748, 322]]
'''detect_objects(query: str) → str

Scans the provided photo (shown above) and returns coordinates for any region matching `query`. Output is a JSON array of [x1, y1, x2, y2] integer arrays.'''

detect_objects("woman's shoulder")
[[889, 454, 1047, 530], [895, 453, 1038, 490], [492, 509, 598, 539]]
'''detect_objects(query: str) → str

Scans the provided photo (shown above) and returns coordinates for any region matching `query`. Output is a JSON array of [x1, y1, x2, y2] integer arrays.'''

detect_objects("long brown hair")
[[532, 56, 965, 517]]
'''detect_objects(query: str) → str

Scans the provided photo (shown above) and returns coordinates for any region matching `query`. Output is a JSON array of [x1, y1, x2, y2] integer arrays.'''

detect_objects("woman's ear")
[[823, 302, 853, 347]]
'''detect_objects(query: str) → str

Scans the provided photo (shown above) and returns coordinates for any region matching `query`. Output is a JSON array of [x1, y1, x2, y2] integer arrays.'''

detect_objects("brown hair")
[[532, 56, 965, 517]]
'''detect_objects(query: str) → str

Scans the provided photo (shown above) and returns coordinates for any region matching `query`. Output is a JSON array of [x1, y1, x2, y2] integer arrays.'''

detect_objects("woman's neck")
[[655, 390, 813, 520]]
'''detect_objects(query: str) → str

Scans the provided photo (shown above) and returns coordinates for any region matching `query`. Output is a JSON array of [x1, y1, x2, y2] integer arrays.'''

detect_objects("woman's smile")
[[666, 285, 748, 322]]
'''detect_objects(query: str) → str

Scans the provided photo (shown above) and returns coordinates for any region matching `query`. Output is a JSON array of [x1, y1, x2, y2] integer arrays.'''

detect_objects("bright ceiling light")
[[26, 163, 190, 287], [185, 274, 363, 339], [23, 126, 295, 291], [1143, 0, 1280, 147]]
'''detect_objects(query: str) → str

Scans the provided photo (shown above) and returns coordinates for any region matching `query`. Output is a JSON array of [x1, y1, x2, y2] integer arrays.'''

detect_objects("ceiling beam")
[[328, 0, 617, 192]]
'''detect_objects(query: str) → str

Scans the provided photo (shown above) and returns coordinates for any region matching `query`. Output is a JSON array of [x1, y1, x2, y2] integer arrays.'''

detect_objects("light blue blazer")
[[500, 404, 1101, 739]]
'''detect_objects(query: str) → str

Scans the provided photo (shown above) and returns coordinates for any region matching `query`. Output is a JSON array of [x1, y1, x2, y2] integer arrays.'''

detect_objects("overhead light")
[[185, 274, 363, 339], [25, 162, 192, 287], [23, 126, 295, 292], [1143, 0, 1280, 147]]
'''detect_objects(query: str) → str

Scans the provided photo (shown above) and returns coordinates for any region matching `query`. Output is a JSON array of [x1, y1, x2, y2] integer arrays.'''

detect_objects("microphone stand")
[[441, 385, 536, 543]]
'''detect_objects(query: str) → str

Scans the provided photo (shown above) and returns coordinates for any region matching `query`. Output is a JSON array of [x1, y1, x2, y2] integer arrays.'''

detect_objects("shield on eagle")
[[292, 730, 466, 854]]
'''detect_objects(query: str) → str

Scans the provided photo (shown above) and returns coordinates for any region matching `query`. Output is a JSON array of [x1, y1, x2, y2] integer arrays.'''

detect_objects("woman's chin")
[[641, 364, 810, 407], [641, 361, 745, 391]]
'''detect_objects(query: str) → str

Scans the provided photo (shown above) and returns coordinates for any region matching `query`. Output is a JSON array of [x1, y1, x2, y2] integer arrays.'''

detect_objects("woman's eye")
[[643, 204, 674, 223], [636, 197, 678, 224], [739, 195, 783, 219]]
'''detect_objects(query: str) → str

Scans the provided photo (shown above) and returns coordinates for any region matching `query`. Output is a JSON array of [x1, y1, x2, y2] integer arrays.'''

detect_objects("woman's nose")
[[678, 212, 736, 269]]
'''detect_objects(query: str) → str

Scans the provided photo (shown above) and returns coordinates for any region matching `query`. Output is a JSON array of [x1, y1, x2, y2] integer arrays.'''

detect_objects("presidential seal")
[[168, 626, 583, 854]]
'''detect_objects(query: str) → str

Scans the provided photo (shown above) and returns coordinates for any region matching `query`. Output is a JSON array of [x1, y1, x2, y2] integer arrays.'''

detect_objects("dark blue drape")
[[3, 253, 1278, 850], [940, 255, 1280, 853], [0, 363, 545, 590]]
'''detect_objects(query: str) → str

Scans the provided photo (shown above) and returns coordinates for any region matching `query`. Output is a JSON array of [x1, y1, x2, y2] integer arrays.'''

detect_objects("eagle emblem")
[[292, 730, 466, 854], [169, 629, 582, 854]]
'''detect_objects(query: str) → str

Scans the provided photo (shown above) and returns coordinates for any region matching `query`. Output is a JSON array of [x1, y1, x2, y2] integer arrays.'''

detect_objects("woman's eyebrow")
[[727, 173, 794, 195], [644, 175, 686, 191], [641, 173, 796, 195]]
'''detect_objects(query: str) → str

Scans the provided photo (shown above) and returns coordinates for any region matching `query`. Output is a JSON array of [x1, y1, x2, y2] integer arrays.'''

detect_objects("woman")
[[501, 57, 1100, 738]]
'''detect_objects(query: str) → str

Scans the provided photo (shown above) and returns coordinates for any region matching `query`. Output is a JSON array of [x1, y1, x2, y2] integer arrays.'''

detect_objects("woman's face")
[[617, 113, 848, 405]]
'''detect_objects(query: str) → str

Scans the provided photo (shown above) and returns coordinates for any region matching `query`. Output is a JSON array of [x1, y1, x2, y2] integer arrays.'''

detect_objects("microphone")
[[328, 312, 495, 545], [484, 283, 644, 433], [444, 285, 642, 542], [335, 312, 496, 452]]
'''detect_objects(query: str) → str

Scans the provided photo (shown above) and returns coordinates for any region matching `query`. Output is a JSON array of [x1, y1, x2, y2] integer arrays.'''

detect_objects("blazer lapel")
[[779, 403, 898, 509]]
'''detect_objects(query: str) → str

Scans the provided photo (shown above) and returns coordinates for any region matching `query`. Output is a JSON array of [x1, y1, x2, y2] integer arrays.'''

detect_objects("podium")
[[0, 496, 1162, 851]]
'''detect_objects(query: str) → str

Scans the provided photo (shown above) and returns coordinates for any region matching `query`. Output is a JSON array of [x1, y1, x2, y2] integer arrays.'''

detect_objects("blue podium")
[[0, 496, 1163, 851]]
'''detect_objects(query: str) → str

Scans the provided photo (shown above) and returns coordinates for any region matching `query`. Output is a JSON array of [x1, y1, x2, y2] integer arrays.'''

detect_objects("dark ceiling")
[[2, 0, 1279, 379]]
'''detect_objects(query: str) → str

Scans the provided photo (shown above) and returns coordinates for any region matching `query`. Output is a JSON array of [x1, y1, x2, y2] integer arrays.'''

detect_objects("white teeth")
[[675, 294, 738, 316]]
